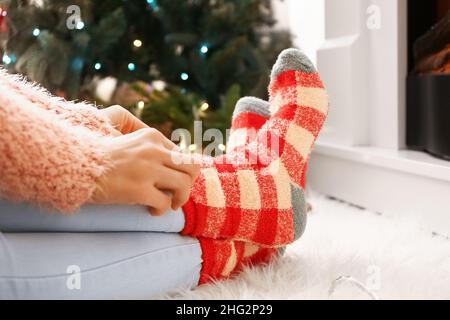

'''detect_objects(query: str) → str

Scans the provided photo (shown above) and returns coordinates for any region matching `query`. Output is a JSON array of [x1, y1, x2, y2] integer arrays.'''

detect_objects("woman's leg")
[[0, 231, 201, 299], [0, 199, 185, 233]]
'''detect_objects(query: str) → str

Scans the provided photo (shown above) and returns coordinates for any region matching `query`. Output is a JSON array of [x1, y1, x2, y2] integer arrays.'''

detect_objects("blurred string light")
[[133, 39, 143, 48], [76, 21, 85, 30], [32, 28, 40, 37], [71, 57, 84, 71], [146, 0, 159, 11], [189, 144, 197, 152], [2, 54, 12, 65], [200, 45, 209, 54], [180, 72, 189, 81], [200, 102, 209, 111], [137, 101, 145, 110], [128, 63, 136, 71], [94, 62, 102, 70]]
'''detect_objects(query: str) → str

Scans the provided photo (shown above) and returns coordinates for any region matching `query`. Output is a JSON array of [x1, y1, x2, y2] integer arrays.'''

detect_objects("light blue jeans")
[[0, 200, 202, 299]]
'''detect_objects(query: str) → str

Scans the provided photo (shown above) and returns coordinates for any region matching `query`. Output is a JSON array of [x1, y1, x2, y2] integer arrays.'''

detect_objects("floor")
[[165, 193, 450, 300]]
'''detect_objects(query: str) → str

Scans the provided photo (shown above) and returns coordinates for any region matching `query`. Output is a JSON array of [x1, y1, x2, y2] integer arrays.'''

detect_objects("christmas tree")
[[0, 0, 291, 135]]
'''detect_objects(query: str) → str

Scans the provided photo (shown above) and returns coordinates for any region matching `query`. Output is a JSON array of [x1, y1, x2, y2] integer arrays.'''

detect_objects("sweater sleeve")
[[0, 82, 111, 213], [0, 68, 118, 137]]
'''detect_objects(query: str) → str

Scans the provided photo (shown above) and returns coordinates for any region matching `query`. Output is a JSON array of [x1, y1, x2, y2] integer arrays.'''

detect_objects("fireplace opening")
[[408, 0, 450, 72], [407, 1, 450, 160]]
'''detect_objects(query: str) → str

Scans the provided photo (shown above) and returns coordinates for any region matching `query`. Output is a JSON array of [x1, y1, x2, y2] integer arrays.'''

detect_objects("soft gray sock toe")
[[233, 96, 271, 120], [271, 48, 316, 80], [291, 184, 307, 241]]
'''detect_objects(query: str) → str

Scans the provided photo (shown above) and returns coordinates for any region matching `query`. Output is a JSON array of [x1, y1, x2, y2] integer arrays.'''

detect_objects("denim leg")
[[0, 232, 201, 299], [0, 199, 185, 233]]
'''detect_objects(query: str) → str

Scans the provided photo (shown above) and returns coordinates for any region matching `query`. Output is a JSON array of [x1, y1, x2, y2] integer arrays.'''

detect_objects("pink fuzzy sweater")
[[0, 68, 116, 212]]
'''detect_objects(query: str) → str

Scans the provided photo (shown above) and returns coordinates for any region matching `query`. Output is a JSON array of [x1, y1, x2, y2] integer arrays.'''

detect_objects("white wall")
[[274, 0, 408, 150], [273, 0, 325, 65]]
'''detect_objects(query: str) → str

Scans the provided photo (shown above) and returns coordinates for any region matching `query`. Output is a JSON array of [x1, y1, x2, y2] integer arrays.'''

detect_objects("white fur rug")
[[167, 193, 450, 300]]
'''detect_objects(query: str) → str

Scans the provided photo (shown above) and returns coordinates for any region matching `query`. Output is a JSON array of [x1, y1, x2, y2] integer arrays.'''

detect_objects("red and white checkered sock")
[[227, 96, 271, 155], [183, 49, 328, 247], [196, 97, 284, 285], [198, 238, 279, 285]]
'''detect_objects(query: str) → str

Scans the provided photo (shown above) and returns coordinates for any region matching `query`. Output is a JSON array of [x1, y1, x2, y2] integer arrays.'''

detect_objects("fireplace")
[[407, 1, 450, 160], [297, 0, 450, 236]]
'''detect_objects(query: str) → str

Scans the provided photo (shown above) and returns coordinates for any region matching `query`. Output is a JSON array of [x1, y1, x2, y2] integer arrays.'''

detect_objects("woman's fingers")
[[134, 127, 180, 151], [163, 151, 201, 182], [155, 168, 193, 210], [91, 126, 200, 216], [146, 187, 173, 216], [101, 105, 149, 134]]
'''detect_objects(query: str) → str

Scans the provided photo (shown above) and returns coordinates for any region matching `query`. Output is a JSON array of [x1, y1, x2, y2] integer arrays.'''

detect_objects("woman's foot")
[[183, 49, 328, 247], [198, 238, 280, 284]]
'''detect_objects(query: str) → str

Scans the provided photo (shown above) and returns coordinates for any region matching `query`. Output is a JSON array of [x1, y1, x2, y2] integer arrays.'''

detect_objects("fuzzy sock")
[[198, 238, 279, 285], [182, 49, 328, 247], [227, 96, 271, 155], [198, 98, 281, 285]]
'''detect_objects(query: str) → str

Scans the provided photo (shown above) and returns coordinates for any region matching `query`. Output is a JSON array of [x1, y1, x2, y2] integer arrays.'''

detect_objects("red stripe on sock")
[[295, 71, 324, 88], [275, 209, 295, 244], [181, 200, 197, 235], [295, 105, 327, 137], [232, 241, 246, 273], [235, 241, 246, 264], [192, 203, 211, 237], [269, 70, 324, 95], [275, 103, 297, 121], [214, 161, 236, 173], [252, 208, 278, 245], [219, 172, 242, 238], [257, 172, 278, 208], [282, 143, 307, 187], [232, 113, 269, 130], [220, 172, 241, 207], [215, 158, 261, 173], [301, 162, 308, 189], [212, 241, 232, 280], [198, 238, 217, 285], [182, 172, 208, 236], [220, 207, 242, 238], [270, 70, 297, 94]]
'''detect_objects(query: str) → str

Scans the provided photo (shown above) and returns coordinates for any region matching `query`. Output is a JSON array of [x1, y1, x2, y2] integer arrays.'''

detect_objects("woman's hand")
[[92, 107, 200, 215], [100, 105, 149, 135]]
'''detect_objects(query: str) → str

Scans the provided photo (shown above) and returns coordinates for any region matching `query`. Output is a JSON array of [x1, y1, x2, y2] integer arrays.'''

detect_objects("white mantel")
[[276, 0, 450, 236], [316, 0, 407, 149]]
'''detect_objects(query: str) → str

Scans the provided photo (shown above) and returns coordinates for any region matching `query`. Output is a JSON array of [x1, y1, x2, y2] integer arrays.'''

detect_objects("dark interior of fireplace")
[[408, 0, 450, 72], [407, 0, 450, 160]]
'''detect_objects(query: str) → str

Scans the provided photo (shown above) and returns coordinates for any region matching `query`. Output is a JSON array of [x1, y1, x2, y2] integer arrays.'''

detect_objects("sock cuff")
[[198, 238, 217, 285], [181, 200, 197, 236]]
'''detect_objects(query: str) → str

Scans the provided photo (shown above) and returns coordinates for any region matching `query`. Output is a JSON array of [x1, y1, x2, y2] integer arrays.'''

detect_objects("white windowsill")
[[314, 142, 450, 183], [309, 141, 450, 236]]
